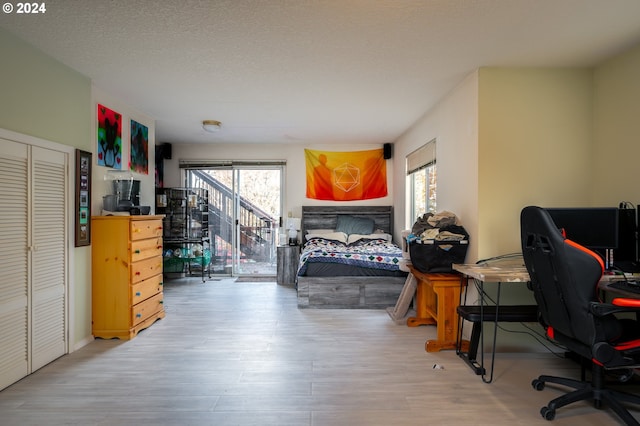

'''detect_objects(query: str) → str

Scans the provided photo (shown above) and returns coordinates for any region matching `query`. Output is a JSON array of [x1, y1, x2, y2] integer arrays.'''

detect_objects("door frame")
[[183, 161, 285, 277]]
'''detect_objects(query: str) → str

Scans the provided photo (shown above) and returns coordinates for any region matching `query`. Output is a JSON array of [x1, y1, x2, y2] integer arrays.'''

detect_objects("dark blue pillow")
[[336, 215, 375, 235]]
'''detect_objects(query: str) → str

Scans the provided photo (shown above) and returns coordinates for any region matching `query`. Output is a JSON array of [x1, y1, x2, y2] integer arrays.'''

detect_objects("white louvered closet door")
[[0, 140, 29, 391], [31, 146, 67, 371], [0, 137, 68, 391]]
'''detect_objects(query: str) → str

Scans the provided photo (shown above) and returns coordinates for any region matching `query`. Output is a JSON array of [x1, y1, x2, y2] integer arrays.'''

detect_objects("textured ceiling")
[[2, 0, 640, 145]]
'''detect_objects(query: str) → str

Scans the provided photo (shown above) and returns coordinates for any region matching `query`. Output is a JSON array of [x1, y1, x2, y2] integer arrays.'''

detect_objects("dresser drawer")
[[131, 274, 163, 304], [131, 255, 163, 283], [131, 219, 163, 241], [132, 291, 164, 326], [131, 237, 163, 262]]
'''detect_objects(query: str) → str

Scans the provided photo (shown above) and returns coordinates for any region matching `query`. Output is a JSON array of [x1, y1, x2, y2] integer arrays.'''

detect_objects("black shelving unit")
[[156, 187, 211, 281]]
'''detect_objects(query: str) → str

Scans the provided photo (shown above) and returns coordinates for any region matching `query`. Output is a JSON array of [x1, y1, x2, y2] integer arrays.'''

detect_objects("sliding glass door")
[[186, 165, 283, 276]]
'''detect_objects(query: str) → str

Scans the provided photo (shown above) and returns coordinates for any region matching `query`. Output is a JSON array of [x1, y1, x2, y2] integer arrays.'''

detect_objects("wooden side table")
[[277, 245, 300, 286], [407, 266, 469, 352]]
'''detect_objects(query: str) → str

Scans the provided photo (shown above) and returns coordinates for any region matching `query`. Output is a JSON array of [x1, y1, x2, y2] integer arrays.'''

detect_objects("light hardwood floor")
[[0, 277, 637, 425]]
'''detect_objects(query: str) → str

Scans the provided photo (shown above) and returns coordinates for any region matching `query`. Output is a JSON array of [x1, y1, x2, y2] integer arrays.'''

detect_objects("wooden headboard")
[[301, 205, 394, 237]]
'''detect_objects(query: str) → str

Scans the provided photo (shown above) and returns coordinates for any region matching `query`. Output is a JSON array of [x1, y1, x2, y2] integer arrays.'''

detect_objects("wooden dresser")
[[91, 215, 165, 339]]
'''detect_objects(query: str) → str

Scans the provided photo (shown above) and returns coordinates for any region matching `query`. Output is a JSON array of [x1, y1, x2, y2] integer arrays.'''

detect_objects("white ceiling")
[[3, 0, 640, 145]]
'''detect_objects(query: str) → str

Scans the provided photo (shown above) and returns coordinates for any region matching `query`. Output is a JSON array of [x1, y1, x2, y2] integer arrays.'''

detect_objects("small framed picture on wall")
[[75, 149, 92, 246]]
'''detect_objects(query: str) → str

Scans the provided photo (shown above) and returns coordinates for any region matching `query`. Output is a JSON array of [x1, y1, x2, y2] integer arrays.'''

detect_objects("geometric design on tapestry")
[[333, 162, 361, 192]]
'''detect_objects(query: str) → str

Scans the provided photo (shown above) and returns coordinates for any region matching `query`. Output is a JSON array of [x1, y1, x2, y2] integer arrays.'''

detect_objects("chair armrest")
[[590, 300, 640, 316], [612, 298, 640, 308]]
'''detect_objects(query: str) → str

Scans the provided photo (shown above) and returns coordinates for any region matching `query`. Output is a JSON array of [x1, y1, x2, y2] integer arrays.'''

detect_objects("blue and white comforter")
[[297, 236, 403, 276]]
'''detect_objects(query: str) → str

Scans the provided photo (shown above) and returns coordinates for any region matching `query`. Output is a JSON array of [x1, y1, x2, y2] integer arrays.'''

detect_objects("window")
[[407, 139, 436, 222]]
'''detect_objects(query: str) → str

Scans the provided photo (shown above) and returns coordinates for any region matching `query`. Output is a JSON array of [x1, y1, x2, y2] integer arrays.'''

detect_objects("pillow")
[[305, 231, 348, 244], [306, 229, 335, 234], [336, 215, 375, 235], [347, 233, 392, 245]]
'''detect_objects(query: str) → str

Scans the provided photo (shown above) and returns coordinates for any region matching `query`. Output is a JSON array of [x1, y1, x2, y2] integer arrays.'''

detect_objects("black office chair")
[[520, 205, 640, 425]]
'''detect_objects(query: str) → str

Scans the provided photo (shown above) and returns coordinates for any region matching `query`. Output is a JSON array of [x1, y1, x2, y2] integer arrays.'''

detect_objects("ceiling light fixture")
[[202, 120, 221, 133]]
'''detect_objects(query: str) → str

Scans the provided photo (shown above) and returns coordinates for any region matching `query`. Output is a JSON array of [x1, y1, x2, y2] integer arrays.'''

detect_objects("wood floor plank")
[[0, 277, 636, 425]]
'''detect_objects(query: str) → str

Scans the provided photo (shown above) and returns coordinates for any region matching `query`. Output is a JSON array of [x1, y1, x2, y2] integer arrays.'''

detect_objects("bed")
[[296, 205, 407, 308]]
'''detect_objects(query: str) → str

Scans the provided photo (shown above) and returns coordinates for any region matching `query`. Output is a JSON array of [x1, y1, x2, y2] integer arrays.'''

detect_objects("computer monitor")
[[617, 207, 637, 262], [545, 207, 619, 253]]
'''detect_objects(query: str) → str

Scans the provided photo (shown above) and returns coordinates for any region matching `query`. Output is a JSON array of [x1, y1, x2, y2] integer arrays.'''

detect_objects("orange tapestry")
[[305, 148, 387, 201]]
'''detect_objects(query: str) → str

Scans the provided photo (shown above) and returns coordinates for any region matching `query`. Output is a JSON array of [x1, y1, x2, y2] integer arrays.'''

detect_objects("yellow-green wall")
[[592, 43, 640, 205], [477, 67, 594, 257], [0, 27, 93, 348], [0, 28, 91, 148]]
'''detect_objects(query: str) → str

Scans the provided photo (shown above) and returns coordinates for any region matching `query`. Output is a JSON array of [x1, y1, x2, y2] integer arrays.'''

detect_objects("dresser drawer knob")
[[134, 249, 141, 254], [159, 300, 164, 304], [135, 272, 141, 276], [136, 313, 142, 318], [135, 292, 141, 296]]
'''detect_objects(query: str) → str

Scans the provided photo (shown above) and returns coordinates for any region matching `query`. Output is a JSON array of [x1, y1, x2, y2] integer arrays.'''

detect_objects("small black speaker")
[[383, 143, 392, 159], [162, 143, 172, 160]]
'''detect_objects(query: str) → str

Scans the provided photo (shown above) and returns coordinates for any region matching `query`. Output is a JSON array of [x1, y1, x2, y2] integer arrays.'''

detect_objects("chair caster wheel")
[[532, 379, 545, 391], [541, 406, 555, 421]]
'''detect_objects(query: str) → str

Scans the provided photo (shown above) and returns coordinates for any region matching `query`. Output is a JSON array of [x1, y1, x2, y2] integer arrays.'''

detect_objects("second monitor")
[[546, 207, 619, 268]]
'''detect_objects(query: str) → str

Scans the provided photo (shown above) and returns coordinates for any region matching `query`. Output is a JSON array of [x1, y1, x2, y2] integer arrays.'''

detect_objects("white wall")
[[393, 71, 480, 259], [395, 67, 595, 264], [91, 86, 157, 215], [165, 142, 393, 228]]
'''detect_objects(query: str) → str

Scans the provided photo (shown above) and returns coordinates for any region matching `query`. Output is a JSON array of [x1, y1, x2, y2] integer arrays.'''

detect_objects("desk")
[[406, 266, 468, 352], [452, 263, 534, 383], [453, 263, 638, 382]]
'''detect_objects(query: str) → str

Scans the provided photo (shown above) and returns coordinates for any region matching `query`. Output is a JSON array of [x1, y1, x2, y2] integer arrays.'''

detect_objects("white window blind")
[[406, 139, 436, 175]]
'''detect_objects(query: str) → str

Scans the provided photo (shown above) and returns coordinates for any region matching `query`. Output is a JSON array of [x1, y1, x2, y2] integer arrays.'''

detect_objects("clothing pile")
[[407, 211, 469, 273], [408, 211, 467, 244]]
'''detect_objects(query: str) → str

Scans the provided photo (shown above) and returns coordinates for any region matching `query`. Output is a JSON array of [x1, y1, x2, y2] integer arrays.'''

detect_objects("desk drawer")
[[131, 220, 163, 241], [131, 274, 163, 304], [131, 255, 163, 283], [131, 237, 163, 262], [132, 291, 164, 326]]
